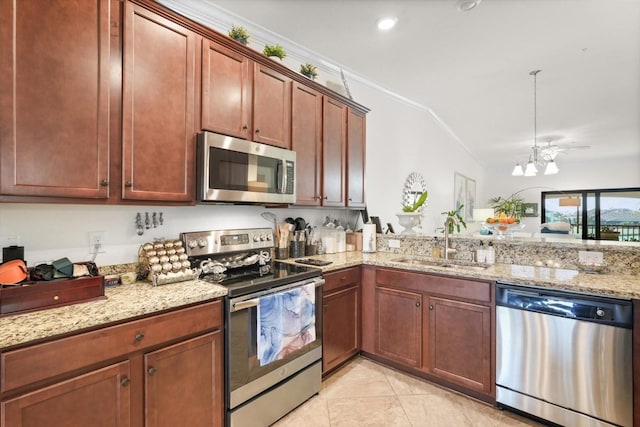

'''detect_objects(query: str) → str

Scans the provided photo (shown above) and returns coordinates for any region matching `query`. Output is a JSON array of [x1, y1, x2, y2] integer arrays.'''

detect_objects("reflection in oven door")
[[226, 277, 323, 427]]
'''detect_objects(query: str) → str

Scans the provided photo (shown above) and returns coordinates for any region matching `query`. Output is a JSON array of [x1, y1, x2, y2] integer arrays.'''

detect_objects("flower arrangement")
[[228, 25, 249, 45], [442, 205, 467, 234], [263, 44, 286, 60]]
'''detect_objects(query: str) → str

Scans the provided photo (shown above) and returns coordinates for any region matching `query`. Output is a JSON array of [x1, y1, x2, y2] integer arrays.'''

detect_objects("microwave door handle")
[[280, 158, 287, 194]]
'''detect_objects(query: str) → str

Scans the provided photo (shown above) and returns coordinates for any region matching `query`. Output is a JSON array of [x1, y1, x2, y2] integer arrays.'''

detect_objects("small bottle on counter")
[[431, 237, 441, 258], [485, 242, 495, 264], [476, 241, 486, 263]]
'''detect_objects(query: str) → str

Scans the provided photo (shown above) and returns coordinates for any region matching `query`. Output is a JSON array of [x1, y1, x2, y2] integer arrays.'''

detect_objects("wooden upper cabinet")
[[0, 0, 111, 198], [291, 82, 322, 205], [201, 39, 252, 140], [252, 63, 291, 149], [322, 97, 347, 207], [347, 108, 366, 208], [121, 2, 196, 202]]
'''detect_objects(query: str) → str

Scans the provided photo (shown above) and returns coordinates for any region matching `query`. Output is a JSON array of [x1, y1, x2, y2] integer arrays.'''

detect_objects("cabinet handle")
[[349, 198, 352, 201], [255, 128, 260, 134], [148, 367, 157, 376], [416, 302, 421, 308], [125, 181, 133, 188], [340, 276, 347, 281], [100, 179, 109, 186], [134, 332, 145, 342], [323, 196, 328, 200], [429, 305, 434, 310], [242, 124, 248, 130], [121, 377, 131, 387]]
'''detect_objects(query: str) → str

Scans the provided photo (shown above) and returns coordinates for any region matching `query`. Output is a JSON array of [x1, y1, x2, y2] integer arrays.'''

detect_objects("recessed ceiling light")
[[458, 0, 482, 12], [377, 17, 397, 31]]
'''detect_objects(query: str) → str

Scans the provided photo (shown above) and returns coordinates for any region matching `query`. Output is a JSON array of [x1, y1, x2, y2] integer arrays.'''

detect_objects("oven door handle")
[[231, 298, 260, 312]]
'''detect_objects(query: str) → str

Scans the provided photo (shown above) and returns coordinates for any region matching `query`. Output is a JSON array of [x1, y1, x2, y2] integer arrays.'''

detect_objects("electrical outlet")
[[89, 231, 106, 254], [578, 250, 603, 265], [388, 239, 401, 249]]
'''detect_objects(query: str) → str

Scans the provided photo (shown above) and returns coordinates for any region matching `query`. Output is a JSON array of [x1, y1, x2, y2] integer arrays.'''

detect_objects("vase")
[[396, 212, 422, 235]]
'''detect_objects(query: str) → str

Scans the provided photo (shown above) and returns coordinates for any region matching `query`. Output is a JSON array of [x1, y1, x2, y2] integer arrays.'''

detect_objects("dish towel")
[[257, 282, 316, 367]]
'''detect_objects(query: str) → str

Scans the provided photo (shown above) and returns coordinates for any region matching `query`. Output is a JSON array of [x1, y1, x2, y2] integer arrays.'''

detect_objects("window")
[[541, 187, 640, 241]]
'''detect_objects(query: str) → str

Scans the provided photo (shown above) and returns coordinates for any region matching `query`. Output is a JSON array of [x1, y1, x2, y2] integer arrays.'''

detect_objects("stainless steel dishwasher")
[[496, 282, 633, 427]]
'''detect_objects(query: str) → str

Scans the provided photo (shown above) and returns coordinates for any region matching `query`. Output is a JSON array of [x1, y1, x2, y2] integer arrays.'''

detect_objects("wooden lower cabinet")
[[2, 361, 131, 427], [322, 267, 360, 375], [374, 286, 422, 368], [428, 296, 491, 395], [145, 331, 223, 427], [361, 266, 494, 401], [0, 301, 224, 427]]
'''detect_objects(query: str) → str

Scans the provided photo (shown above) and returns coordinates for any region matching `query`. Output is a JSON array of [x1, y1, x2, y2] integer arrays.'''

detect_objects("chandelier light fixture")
[[512, 69, 559, 177]]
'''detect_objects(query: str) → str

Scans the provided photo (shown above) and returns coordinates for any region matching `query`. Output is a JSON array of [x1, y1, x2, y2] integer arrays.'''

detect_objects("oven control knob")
[[260, 234, 267, 241], [187, 240, 198, 249], [198, 238, 207, 248], [253, 235, 260, 242], [265, 234, 272, 241], [596, 308, 606, 317]]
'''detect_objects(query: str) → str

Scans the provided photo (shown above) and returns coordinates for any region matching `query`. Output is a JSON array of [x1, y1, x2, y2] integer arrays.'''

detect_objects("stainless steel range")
[[181, 228, 323, 427]]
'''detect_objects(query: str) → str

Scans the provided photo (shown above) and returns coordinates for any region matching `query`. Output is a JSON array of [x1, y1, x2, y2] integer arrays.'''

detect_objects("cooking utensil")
[[294, 217, 306, 231]]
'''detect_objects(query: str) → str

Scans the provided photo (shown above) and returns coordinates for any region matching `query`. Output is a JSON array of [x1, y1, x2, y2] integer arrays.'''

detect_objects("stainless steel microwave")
[[197, 132, 296, 204]]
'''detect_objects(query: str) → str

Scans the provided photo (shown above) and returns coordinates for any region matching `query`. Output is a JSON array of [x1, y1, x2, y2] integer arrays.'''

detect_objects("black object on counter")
[[294, 258, 333, 266], [2, 245, 24, 263]]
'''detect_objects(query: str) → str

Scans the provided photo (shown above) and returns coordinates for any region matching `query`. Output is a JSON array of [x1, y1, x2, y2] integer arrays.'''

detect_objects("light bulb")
[[544, 160, 559, 175], [511, 163, 524, 176]]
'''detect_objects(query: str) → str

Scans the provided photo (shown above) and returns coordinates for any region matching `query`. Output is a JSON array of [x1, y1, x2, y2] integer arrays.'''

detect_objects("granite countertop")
[[3, 251, 639, 351], [0, 279, 227, 350], [280, 252, 640, 300]]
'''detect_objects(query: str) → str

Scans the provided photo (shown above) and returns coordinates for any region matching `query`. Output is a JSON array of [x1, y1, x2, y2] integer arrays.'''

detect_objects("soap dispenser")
[[485, 242, 495, 264]]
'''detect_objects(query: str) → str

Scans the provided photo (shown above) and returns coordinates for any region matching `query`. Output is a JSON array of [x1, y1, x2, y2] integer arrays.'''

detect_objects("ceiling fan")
[[539, 140, 590, 159]]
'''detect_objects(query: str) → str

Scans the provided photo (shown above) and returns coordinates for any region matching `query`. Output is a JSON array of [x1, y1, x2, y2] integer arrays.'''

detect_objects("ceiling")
[[167, 0, 640, 170]]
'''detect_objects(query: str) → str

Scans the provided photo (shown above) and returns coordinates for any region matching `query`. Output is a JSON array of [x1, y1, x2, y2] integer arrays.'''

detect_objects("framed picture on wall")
[[522, 202, 539, 217], [454, 172, 466, 213], [453, 172, 476, 222], [465, 178, 476, 221]]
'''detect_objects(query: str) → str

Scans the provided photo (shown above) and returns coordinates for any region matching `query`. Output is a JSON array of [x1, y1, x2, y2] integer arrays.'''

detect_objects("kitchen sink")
[[391, 257, 489, 271]]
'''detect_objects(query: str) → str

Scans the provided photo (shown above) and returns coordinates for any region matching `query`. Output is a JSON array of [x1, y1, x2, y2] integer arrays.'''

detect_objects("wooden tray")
[[0, 276, 105, 317]]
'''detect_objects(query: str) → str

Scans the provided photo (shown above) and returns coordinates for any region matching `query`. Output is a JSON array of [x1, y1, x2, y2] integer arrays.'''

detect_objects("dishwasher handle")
[[496, 282, 633, 327]]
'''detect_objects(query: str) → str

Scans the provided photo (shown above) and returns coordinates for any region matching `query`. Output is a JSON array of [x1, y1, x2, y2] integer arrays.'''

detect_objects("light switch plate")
[[388, 239, 401, 249], [578, 250, 603, 265]]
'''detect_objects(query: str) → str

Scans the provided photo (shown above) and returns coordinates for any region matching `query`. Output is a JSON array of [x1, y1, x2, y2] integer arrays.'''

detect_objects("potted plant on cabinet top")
[[300, 63, 318, 80], [228, 25, 249, 45], [396, 191, 428, 235], [263, 44, 286, 61]]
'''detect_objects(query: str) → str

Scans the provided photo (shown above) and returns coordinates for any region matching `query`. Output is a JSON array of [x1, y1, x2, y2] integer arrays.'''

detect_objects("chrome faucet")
[[444, 216, 458, 260]]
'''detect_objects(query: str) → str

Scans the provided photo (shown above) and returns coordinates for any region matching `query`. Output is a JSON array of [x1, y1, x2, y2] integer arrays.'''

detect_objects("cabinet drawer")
[[1, 300, 222, 394], [375, 268, 491, 303], [324, 267, 361, 293]]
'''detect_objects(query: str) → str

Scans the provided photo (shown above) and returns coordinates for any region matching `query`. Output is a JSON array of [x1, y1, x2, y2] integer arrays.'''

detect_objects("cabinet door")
[[323, 285, 359, 374], [322, 97, 347, 207], [291, 82, 322, 205], [428, 297, 491, 394], [121, 2, 196, 202], [252, 63, 291, 149], [144, 331, 223, 427], [1, 361, 130, 427], [346, 108, 366, 208], [201, 39, 251, 139], [375, 286, 422, 368], [0, 0, 110, 198]]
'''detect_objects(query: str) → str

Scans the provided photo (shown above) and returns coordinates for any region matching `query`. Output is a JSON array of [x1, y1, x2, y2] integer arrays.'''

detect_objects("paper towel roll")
[[362, 223, 377, 253]]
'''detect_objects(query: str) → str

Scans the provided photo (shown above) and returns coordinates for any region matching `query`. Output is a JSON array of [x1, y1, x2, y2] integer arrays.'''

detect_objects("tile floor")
[[273, 357, 542, 427]]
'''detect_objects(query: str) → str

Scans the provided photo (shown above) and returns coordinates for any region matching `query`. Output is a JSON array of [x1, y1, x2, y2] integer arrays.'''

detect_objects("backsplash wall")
[[0, 203, 360, 267]]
